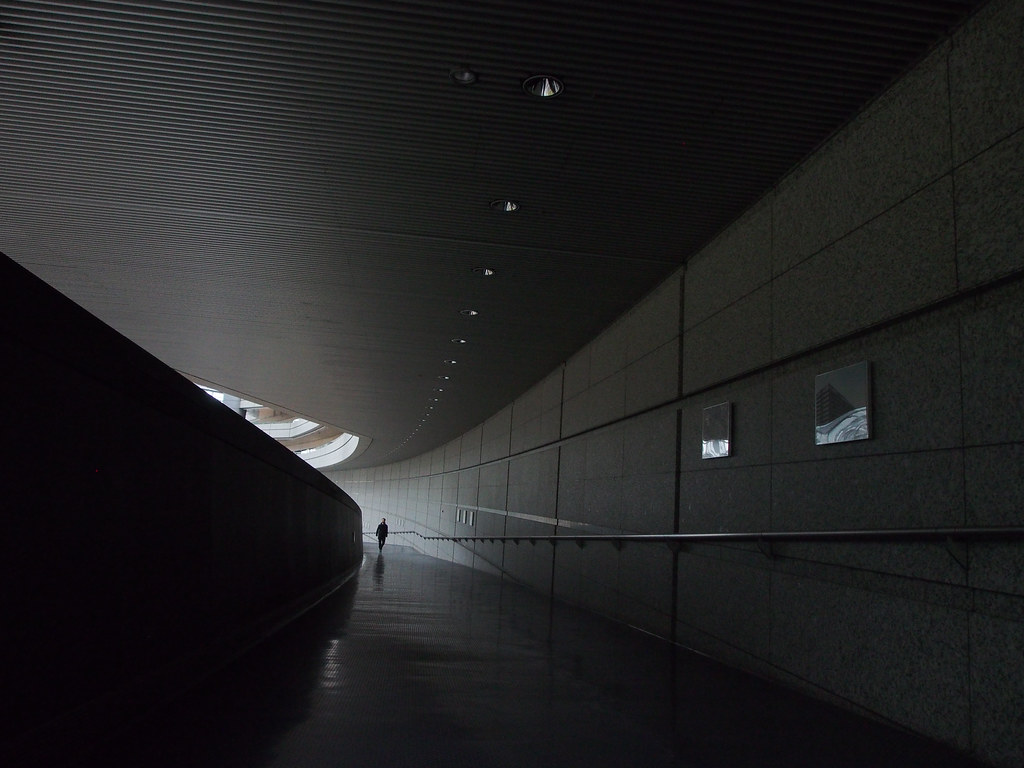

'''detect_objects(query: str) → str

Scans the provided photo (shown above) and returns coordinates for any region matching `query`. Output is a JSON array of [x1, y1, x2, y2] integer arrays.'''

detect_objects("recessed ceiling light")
[[449, 66, 478, 85], [444, 359, 457, 365], [460, 309, 479, 316], [490, 200, 519, 213], [522, 74, 563, 98], [451, 338, 467, 344], [473, 267, 495, 277], [438, 375, 450, 380]]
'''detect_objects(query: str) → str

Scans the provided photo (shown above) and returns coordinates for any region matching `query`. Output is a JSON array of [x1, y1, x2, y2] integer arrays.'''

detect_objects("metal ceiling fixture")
[[449, 66, 477, 85], [522, 74, 563, 98], [0, 0, 986, 470]]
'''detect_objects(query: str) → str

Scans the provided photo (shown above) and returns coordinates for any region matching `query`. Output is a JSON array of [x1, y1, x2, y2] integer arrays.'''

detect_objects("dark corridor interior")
[[70, 543, 984, 768]]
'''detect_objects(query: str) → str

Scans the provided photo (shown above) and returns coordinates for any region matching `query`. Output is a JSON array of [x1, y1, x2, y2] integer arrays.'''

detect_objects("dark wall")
[[0, 254, 362, 765]]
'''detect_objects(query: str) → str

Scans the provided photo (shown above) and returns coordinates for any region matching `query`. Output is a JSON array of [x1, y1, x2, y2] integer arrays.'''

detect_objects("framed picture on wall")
[[702, 401, 732, 459], [814, 361, 871, 445]]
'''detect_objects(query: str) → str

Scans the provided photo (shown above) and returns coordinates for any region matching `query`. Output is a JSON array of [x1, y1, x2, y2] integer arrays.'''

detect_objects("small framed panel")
[[814, 361, 871, 445], [702, 401, 732, 459]]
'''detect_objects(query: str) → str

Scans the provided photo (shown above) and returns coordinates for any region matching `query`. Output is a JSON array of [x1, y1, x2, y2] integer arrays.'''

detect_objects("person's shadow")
[[373, 553, 385, 590]]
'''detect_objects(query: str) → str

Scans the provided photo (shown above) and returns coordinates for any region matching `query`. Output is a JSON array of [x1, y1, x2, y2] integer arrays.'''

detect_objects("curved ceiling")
[[0, 0, 983, 468]]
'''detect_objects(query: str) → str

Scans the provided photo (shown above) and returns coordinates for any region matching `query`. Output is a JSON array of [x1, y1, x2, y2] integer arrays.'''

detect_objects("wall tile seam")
[[676, 539, 972, 586], [770, 552, 979, 609], [581, 327, 682, 391], [772, 166, 955, 283], [346, 270, 1022, 481], [944, 45, 965, 303], [624, 336, 681, 372], [681, 444, 972, 474], [402, 401, 683, 480], [585, 285, 683, 369], [681, 263, 1024, 403], [761, 29, 955, 199], [949, 111, 1024, 174], [967, 581, 1024, 615], [677, 267, 687, 405], [970, 599, 1024, 627], [682, 277, 773, 334], [344, 390, 1021, 486], [686, 188, 971, 360], [751, 649, 947, 737], [673, 612, 773, 659]]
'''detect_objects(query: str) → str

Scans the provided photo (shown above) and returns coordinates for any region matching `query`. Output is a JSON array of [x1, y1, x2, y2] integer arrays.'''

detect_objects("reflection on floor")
[[75, 544, 983, 767]]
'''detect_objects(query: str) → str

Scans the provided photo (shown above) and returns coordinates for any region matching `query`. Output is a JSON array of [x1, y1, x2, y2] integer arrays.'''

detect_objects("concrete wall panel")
[[460, 425, 482, 468], [622, 472, 675, 534], [949, 0, 1024, 162], [481, 405, 512, 462], [627, 273, 682, 362], [585, 424, 625, 481], [625, 340, 679, 414], [478, 462, 509, 512], [771, 573, 971, 750], [966, 444, 1024, 526], [772, 451, 964, 531], [560, 391, 589, 438], [969, 610, 1024, 768], [955, 131, 1024, 287], [676, 552, 772, 662], [582, 477, 624, 530], [683, 286, 771, 393], [444, 438, 462, 472], [508, 450, 558, 520], [772, 179, 957, 360], [587, 371, 626, 426], [564, 346, 590, 400], [616, 545, 674, 636], [624, 409, 678, 476], [684, 198, 773, 329], [679, 465, 772, 534], [590, 317, 629, 384], [772, 44, 952, 273], [960, 281, 1024, 445], [969, 542, 1024, 598], [430, 445, 446, 475], [456, 467, 480, 509]]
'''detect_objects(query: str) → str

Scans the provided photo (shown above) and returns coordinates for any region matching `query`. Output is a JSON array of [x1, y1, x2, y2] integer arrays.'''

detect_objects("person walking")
[[375, 517, 389, 551]]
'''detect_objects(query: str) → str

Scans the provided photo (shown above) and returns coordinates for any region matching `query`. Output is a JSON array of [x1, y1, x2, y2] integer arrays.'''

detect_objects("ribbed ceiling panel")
[[0, 0, 983, 466]]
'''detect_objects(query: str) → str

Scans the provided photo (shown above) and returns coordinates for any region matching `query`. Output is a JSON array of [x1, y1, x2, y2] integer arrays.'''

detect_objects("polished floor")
[[75, 543, 983, 768]]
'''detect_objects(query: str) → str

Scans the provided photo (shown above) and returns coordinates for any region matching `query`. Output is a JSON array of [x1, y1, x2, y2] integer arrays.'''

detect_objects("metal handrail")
[[407, 526, 1024, 546]]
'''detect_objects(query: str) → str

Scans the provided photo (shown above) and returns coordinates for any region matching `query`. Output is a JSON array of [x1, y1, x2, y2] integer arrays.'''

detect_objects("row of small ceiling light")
[[391, 67, 564, 458]]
